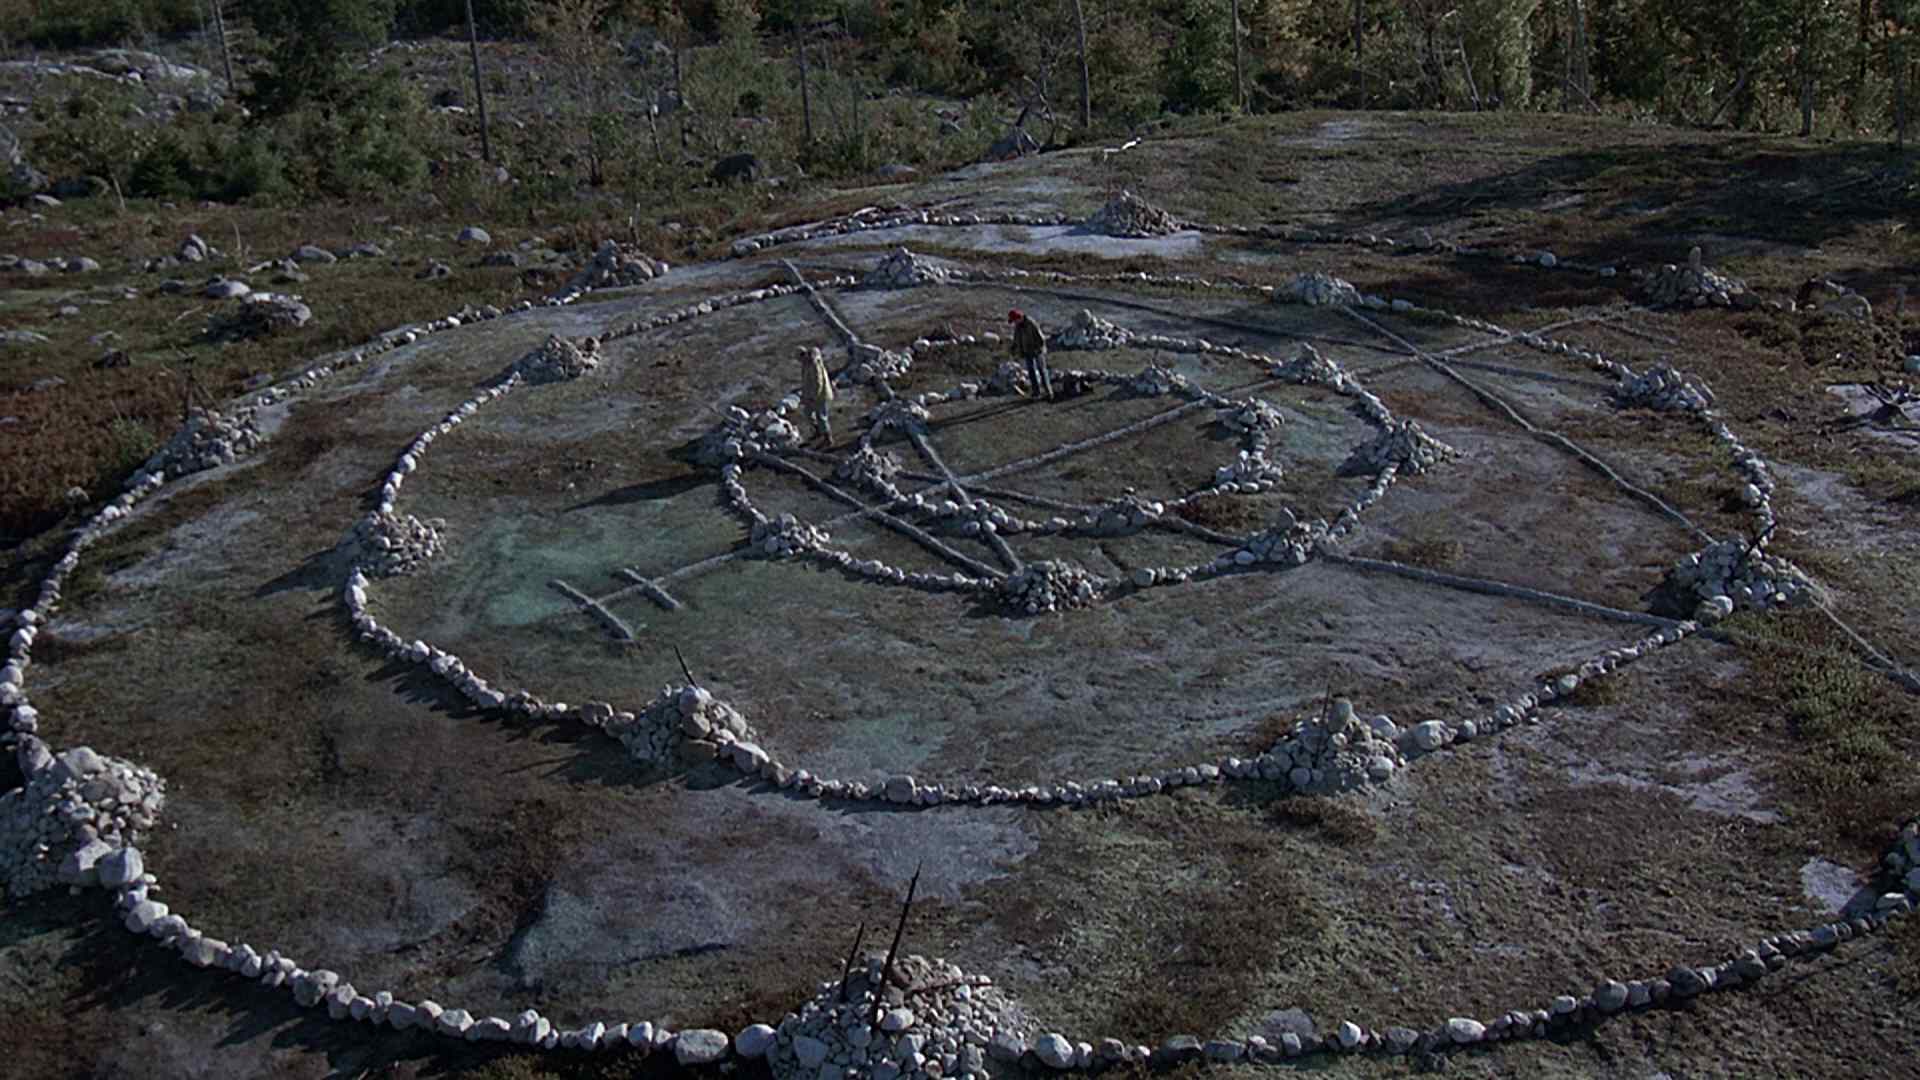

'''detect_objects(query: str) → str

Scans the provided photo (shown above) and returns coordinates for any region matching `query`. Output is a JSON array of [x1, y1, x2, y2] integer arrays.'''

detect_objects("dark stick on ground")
[[836, 921, 867, 1003], [674, 644, 700, 688], [873, 863, 923, 1023]]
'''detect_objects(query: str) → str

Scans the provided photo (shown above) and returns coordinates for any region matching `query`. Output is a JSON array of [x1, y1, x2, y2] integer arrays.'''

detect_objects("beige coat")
[[799, 347, 834, 409]]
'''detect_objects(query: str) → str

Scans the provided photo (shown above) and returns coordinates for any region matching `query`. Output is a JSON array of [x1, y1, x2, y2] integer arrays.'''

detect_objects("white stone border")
[[2, 226, 1913, 1073]]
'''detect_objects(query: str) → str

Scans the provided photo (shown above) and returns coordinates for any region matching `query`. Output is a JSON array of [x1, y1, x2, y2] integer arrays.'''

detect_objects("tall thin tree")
[[1231, 0, 1246, 113], [1074, 0, 1091, 128], [465, 0, 493, 163], [211, 0, 235, 94], [1352, 0, 1365, 108]]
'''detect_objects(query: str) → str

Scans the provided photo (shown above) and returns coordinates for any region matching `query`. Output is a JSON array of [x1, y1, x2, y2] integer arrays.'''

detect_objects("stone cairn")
[[206, 292, 313, 341], [1213, 450, 1284, 492], [1614, 363, 1714, 413], [767, 953, 1033, 1080], [988, 360, 1032, 397], [564, 239, 668, 293], [1239, 517, 1330, 568], [835, 446, 905, 497], [1270, 342, 1346, 386], [347, 510, 446, 577], [1, 739, 165, 899], [863, 247, 950, 288], [1641, 247, 1754, 308], [999, 560, 1108, 614], [1050, 308, 1132, 351], [1351, 419, 1457, 475], [1660, 537, 1812, 622], [850, 342, 915, 384], [513, 333, 601, 384], [752, 513, 832, 559], [1278, 271, 1362, 307], [604, 684, 758, 769], [1265, 697, 1406, 790], [1082, 190, 1181, 238], [696, 405, 805, 465], [145, 406, 261, 477]]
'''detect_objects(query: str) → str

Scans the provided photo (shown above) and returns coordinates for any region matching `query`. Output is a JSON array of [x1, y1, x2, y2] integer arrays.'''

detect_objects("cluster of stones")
[[1217, 397, 1284, 434], [563, 239, 669, 295], [697, 404, 806, 465], [603, 684, 758, 769], [1073, 495, 1167, 538], [835, 446, 905, 496], [1211, 449, 1284, 491], [729, 207, 1076, 258], [1639, 249, 1755, 309], [1275, 697, 1405, 790], [1614, 362, 1714, 413], [145, 406, 261, 476], [513, 333, 601, 384], [767, 954, 1033, 1080], [0, 740, 164, 899], [850, 342, 915, 384], [999, 560, 1109, 614], [205, 292, 314, 341], [1662, 537, 1812, 622], [1351, 419, 1457, 475], [1277, 271, 1363, 307], [1238, 516, 1331, 568], [1050, 308, 1131, 350], [863, 247, 951, 288], [1082, 190, 1182, 238], [347, 510, 447, 577], [752, 512, 833, 558]]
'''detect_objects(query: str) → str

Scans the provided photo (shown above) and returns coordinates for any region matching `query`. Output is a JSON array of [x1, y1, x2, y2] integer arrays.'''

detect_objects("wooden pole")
[[465, 0, 492, 163]]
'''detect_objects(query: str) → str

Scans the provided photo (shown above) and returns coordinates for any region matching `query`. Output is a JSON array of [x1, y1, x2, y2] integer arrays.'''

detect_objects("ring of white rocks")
[[5, 215, 1916, 1069]]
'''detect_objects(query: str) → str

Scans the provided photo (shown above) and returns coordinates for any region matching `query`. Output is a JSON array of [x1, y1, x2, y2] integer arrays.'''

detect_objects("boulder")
[[709, 153, 761, 185]]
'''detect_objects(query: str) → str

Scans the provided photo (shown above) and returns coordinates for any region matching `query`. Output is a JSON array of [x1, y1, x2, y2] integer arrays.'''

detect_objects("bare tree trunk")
[[641, 64, 663, 163], [1897, 39, 1910, 148], [1352, 0, 1364, 108], [1572, 0, 1589, 102], [1848, 0, 1870, 127], [1230, 0, 1245, 113], [796, 29, 814, 148], [464, 0, 492, 163], [211, 0, 234, 95], [674, 47, 687, 152], [1074, 0, 1092, 127]]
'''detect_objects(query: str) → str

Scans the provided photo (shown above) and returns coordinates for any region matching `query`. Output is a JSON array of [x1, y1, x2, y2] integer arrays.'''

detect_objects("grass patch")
[[1264, 796, 1379, 849], [1713, 610, 1920, 858], [1172, 495, 1263, 533], [1377, 528, 1464, 569]]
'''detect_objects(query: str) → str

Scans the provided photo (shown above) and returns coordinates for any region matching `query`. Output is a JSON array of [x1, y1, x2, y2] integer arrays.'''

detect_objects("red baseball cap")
[[1007, 309, 1023, 323]]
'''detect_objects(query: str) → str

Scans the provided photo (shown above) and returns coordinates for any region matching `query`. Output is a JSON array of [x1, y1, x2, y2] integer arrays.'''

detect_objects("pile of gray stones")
[[599, 684, 759, 770], [205, 292, 314, 340], [565, 239, 670, 293], [1279, 271, 1363, 307], [0, 739, 165, 899], [1614, 362, 1714, 413], [1639, 248, 1756, 309], [864, 247, 952, 288], [1051, 308, 1131, 350], [1662, 537, 1813, 621], [513, 333, 601, 384], [752, 512, 833, 559], [146, 406, 262, 476], [999, 560, 1110, 614], [346, 510, 447, 577], [767, 954, 1033, 1080], [1083, 190, 1182, 238], [1351, 419, 1457, 475]]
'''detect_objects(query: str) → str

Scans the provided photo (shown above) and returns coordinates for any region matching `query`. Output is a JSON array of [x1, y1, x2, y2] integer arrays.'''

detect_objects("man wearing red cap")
[[1008, 308, 1054, 401]]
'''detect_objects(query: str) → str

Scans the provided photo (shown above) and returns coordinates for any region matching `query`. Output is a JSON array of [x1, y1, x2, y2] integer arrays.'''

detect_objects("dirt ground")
[[3, 111, 1919, 1080]]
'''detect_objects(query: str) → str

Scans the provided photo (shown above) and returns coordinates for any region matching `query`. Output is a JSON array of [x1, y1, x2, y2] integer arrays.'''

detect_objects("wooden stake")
[[674, 643, 699, 688], [872, 863, 922, 1024]]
